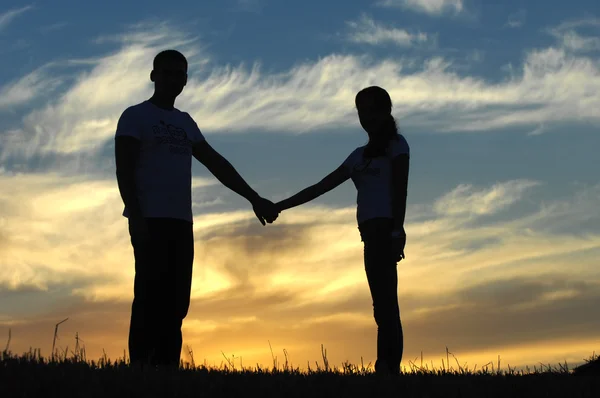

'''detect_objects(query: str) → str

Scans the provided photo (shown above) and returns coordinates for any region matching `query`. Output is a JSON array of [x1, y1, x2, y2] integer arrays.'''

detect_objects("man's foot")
[[156, 361, 180, 372], [130, 359, 159, 372]]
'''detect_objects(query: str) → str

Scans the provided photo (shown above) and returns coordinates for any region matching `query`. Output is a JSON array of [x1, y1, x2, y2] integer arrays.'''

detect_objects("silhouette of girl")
[[275, 86, 410, 375]]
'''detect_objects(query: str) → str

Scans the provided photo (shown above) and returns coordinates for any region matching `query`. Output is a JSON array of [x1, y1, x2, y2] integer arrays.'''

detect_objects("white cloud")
[[378, 0, 463, 15], [506, 9, 526, 28], [0, 5, 33, 31], [433, 180, 541, 217], [0, 20, 599, 163], [554, 31, 600, 52], [346, 15, 432, 47]]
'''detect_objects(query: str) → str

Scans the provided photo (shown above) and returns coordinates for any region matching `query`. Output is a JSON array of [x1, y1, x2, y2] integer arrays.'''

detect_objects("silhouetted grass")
[[1, 342, 599, 398]]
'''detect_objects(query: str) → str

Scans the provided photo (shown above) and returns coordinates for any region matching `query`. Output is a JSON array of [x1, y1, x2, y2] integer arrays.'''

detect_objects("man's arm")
[[391, 154, 409, 233], [276, 165, 350, 211], [192, 141, 261, 203], [115, 136, 143, 218], [192, 141, 278, 225]]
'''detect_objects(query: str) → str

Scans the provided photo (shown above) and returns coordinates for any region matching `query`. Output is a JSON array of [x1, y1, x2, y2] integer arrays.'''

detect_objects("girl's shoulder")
[[389, 135, 410, 157], [343, 146, 366, 168]]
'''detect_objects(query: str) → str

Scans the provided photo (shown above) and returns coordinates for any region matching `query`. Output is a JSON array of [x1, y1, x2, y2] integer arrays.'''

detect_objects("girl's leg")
[[360, 218, 404, 374]]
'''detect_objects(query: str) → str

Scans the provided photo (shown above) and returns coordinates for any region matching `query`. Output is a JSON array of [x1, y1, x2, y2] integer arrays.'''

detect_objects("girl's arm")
[[391, 154, 410, 234], [277, 164, 350, 211]]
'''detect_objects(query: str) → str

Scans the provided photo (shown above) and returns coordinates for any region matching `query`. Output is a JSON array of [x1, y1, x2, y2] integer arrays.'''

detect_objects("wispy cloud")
[[0, 66, 63, 110], [0, 23, 201, 160], [346, 15, 433, 48], [0, 5, 33, 32], [39, 22, 67, 34], [560, 31, 600, 52], [377, 0, 464, 16], [433, 180, 541, 218], [506, 9, 527, 28], [548, 17, 600, 52], [552, 17, 600, 32], [1, 20, 599, 163]]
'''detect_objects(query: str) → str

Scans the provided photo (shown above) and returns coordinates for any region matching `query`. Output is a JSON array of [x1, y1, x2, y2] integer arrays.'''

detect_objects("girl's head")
[[355, 86, 399, 158]]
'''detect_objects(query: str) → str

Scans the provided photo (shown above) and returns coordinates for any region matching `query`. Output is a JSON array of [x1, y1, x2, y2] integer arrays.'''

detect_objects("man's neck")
[[148, 94, 176, 110]]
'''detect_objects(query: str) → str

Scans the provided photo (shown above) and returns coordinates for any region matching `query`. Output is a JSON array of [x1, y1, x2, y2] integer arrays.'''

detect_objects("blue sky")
[[1, 0, 599, 370]]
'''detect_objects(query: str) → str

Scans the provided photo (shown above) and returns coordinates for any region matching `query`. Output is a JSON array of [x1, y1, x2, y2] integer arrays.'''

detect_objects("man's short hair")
[[153, 50, 188, 70]]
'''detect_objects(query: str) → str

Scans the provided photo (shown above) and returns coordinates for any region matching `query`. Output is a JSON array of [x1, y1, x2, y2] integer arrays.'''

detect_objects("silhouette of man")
[[114, 49, 278, 370]]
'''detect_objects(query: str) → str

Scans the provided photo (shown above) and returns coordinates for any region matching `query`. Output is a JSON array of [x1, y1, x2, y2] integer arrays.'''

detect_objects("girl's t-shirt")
[[342, 135, 410, 225]]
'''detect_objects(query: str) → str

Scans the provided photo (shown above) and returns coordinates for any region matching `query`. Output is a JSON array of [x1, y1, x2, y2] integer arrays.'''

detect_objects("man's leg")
[[128, 217, 168, 368], [154, 218, 194, 369]]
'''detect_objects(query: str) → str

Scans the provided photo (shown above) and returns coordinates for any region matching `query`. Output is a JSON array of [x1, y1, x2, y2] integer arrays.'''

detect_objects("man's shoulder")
[[175, 110, 202, 134], [120, 101, 149, 118], [115, 102, 151, 138], [173, 108, 195, 122]]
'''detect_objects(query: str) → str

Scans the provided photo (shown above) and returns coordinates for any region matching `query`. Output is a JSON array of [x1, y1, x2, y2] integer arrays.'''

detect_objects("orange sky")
[[1, 173, 599, 372]]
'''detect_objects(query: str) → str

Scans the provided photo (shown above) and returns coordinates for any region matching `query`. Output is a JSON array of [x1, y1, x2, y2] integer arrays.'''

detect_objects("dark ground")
[[1, 351, 599, 398]]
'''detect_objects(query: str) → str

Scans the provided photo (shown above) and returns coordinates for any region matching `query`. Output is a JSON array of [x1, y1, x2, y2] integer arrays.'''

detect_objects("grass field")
[[1, 344, 599, 398]]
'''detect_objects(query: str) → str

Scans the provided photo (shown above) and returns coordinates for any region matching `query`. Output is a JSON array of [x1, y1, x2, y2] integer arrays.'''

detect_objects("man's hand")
[[129, 214, 150, 242], [252, 197, 279, 226]]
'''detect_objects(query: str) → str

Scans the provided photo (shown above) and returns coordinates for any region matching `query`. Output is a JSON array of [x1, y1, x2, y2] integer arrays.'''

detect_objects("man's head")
[[150, 50, 188, 98]]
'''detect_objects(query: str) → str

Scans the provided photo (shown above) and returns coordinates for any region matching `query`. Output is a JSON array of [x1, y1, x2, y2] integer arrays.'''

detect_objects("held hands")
[[252, 197, 280, 225]]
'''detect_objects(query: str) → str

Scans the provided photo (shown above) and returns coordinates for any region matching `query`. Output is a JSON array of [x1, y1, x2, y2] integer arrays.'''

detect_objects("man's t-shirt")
[[115, 100, 206, 223], [342, 135, 410, 225]]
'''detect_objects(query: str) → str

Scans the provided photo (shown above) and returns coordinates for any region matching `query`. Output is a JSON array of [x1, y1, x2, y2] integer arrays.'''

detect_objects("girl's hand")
[[252, 197, 279, 225], [392, 232, 406, 262]]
